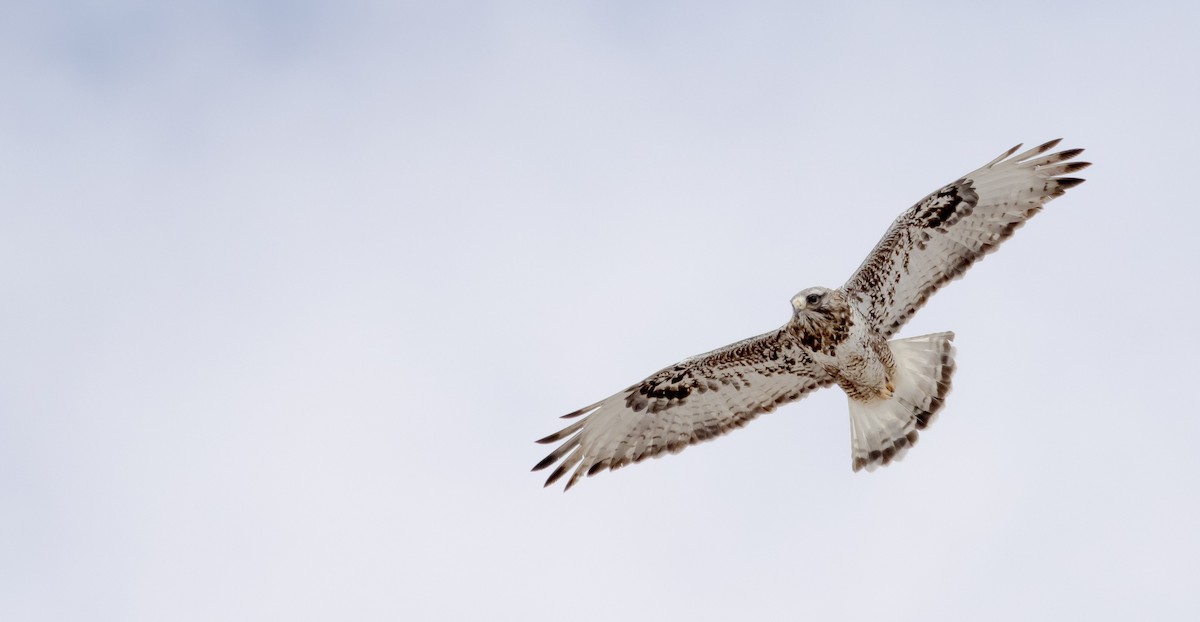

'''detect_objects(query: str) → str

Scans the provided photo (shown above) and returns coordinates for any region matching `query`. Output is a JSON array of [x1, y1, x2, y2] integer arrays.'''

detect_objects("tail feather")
[[848, 332, 956, 472]]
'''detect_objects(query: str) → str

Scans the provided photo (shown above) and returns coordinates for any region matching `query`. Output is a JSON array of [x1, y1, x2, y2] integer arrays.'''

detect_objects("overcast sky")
[[3, 2, 1199, 621]]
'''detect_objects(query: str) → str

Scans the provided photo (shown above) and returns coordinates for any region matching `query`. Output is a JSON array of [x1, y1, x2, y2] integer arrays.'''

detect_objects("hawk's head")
[[790, 287, 852, 352], [791, 286, 834, 318]]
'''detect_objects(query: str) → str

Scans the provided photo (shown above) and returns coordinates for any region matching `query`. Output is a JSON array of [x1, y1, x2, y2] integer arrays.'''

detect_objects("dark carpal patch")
[[626, 366, 694, 412], [645, 384, 690, 401], [914, 182, 974, 229]]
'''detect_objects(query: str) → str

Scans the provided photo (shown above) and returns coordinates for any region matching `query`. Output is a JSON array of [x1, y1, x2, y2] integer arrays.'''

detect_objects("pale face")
[[791, 286, 832, 317]]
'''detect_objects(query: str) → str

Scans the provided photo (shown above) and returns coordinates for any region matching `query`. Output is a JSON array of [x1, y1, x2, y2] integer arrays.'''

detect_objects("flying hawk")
[[534, 139, 1089, 490]]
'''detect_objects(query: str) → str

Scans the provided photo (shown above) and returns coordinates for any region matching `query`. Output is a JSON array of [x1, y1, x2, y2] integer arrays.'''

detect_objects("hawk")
[[534, 139, 1089, 490]]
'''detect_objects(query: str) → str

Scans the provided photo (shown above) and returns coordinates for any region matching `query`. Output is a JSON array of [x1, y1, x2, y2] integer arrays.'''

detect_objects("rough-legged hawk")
[[534, 140, 1089, 490]]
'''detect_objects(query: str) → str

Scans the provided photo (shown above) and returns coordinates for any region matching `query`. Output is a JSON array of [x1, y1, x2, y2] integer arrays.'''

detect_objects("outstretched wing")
[[533, 329, 833, 490], [843, 139, 1090, 337]]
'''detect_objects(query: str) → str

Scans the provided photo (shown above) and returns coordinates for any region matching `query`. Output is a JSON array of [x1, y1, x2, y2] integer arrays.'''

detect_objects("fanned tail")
[[848, 332, 956, 472]]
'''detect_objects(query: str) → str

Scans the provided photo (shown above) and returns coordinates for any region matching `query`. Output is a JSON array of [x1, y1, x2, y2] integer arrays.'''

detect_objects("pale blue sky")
[[2, 2, 1199, 620]]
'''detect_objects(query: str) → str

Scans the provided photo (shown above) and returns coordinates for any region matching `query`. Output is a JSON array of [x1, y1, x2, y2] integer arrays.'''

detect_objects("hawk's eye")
[[805, 293, 821, 305]]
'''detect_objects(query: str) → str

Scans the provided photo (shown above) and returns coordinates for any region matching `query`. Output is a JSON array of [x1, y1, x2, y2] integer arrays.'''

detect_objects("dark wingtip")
[[560, 404, 595, 419], [544, 464, 569, 487], [535, 432, 561, 445], [1039, 138, 1063, 152], [1061, 161, 1092, 174], [532, 454, 556, 472], [1057, 177, 1087, 189]]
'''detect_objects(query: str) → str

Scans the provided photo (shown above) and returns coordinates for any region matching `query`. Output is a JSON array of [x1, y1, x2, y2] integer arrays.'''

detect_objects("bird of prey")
[[534, 139, 1089, 490]]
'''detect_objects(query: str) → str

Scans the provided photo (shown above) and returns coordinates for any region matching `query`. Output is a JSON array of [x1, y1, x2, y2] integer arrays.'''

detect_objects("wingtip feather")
[[544, 463, 570, 487], [1039, 137, 1063, 152], [985, 143, 1023, 168], [561, 403, 597, 419], [1010, 138, 1063, 164], [536, 418, 585, 444], [532, 454, 557, 472]]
